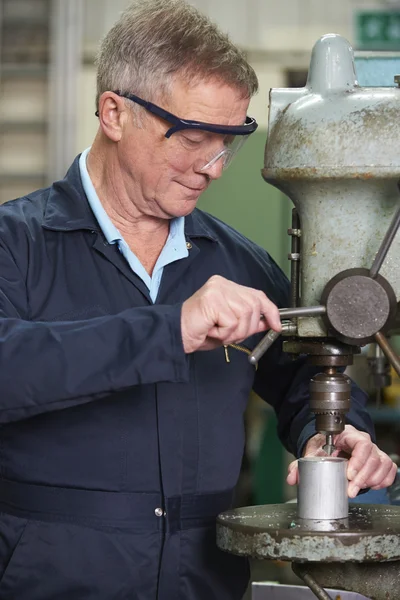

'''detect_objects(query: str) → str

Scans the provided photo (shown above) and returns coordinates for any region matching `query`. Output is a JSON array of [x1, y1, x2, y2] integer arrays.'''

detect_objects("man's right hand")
[[181, 275, 281, 353]]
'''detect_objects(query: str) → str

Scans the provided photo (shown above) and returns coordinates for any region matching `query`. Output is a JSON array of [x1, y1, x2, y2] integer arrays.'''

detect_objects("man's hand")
[[181, 275, 281, 353], [287, 424, 397, 498]]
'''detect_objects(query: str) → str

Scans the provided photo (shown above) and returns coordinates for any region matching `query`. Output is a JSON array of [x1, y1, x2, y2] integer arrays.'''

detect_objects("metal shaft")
[[375, 331, 400, 378], [293, 565, 334, 600], [370, 201, 400, 279], [323, 433, 335, 455], [279, 305, 326, 319], [249, 306, 326, 365]]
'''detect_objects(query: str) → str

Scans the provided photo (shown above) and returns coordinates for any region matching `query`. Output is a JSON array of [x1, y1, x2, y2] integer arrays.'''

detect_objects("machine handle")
[[374, 331, 400, 378], [249, 306, 326, 365], [370, 195, 400, 279]]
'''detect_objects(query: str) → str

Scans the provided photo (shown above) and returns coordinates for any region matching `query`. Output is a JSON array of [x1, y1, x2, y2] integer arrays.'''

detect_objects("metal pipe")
[[297, 457, 348, 521], [374, 331, 400, 378], [279, 305, 326, 319], [247, 322, 296, 365], [293, 565, 334, 600], [248, 329, 281, 365], [370, 201, 400, 279]]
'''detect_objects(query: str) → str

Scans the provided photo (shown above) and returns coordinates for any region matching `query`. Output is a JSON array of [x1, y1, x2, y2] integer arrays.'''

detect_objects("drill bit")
[[323, 433, 335, 456]]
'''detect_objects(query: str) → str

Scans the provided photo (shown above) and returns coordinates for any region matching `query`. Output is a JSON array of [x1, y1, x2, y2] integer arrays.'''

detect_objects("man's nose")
[[197, 149, 226, 179], [201, 155, 225, 180]]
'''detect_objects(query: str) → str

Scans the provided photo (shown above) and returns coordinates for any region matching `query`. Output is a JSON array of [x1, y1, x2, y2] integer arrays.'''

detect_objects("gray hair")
[[95, 0, 258, 113]]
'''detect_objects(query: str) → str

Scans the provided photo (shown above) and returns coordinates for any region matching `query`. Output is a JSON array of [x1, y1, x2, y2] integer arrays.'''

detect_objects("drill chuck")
[[309, 369, 351, 435]]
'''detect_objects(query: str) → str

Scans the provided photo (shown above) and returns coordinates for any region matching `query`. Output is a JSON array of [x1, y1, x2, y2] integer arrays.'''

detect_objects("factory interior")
[[1, 1, 400, 599]]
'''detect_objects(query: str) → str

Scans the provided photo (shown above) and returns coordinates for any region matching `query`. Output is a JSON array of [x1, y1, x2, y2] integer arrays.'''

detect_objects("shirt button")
[[186, 242, 192, 249], [155, 507, 164, 517]]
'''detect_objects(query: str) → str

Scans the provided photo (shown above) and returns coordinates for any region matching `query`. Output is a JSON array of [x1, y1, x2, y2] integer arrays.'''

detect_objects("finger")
[[229, 299, 258, 343], [365, 454, 396, 489], [371, 462, 398, 490], [249, 297, 265, 338], [348, 449, 380, 498], [287, 460, 299, 485], [336, 435, 372, 480], [206, 302, 246, 342], [257, 292, 281, 332]]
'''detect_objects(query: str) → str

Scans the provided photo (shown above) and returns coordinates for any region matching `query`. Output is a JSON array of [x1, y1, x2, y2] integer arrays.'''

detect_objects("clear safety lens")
[[200, 135, 249, 171]]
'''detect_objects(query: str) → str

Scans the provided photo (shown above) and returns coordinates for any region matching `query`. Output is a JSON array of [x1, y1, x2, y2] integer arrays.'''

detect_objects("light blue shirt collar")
[[78, 147, 188, 301]]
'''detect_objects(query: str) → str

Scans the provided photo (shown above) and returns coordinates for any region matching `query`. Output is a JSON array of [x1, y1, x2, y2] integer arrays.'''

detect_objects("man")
[[0, 1, 395, 599]]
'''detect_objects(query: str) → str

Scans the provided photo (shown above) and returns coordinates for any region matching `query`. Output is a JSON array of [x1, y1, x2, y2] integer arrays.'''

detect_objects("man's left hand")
[[286, 424, 398, 498]]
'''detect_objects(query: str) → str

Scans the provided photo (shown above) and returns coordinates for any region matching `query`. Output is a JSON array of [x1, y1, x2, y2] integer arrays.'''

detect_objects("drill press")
[[217, 33, 400, 600]]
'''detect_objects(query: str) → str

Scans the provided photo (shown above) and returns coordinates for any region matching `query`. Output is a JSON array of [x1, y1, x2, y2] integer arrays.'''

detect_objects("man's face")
[[118, 79, 250, 219]]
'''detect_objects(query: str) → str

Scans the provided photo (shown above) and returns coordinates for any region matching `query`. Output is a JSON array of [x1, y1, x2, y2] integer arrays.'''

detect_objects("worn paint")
[[264, 35, 400, 337], [216, 504, 400, 562]]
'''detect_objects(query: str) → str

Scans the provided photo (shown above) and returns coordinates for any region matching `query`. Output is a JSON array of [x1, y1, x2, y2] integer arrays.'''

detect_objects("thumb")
[[287, 460, 299, 486]]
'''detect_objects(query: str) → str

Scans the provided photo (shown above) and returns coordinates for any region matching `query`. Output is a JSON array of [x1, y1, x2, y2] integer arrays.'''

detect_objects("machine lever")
[[249, 306, 326, 365], [374, 331, 400, 378], [370, 198, 400, 279]]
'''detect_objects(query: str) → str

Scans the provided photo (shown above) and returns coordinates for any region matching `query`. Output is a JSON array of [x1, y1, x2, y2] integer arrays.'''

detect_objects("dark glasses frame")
[[96, 91, 258, 138]]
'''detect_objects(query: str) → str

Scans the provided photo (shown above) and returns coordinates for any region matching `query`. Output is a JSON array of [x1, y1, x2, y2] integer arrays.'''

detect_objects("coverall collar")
[[42, 155, 218, 244]]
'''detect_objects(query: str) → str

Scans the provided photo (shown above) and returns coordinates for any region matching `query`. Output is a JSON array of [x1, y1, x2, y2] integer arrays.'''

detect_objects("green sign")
[[357, 11, 400, 49]]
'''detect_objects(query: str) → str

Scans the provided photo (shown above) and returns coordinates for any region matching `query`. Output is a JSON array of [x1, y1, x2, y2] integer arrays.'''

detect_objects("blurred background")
[[1, 0, 400, 592]]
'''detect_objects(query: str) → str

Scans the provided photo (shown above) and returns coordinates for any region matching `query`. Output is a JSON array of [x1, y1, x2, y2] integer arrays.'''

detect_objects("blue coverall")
[[0, 157, 373, 599]]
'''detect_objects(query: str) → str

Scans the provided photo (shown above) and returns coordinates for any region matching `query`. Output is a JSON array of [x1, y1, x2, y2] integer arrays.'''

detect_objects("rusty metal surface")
[[263, 35, 400, 337], [216, 504, 400, 562]]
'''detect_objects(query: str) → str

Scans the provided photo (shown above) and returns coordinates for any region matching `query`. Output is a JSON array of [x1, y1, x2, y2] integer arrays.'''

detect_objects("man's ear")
[[97, 92, 126, 142]]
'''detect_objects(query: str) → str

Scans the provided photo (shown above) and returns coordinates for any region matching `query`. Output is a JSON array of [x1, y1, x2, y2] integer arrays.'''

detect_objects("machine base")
[[216, 503, 400, 562]]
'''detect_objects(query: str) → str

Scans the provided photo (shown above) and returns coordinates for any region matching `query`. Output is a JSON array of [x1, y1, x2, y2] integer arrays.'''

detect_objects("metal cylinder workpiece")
[[297, 457, 348, 524]]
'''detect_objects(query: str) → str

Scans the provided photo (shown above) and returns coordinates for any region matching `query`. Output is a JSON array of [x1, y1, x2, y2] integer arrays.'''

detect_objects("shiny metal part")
[[322, 434, 335, 456], [309, 368, 351, 436], [216, 503, 400, 562], [297, 458, 348, 524], [249, 307, 326, 365], [279, 306, 326, 320], [249, 329, 281, 365], [281, 322, 298, 337]]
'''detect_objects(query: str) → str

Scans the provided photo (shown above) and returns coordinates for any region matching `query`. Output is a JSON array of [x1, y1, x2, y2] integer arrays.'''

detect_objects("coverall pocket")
[[0, 518, 159, 600], [0, 513, 29, 589]]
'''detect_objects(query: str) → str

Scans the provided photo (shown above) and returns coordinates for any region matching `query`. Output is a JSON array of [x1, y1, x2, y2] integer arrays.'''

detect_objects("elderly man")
[[0, 1, 395, 599]]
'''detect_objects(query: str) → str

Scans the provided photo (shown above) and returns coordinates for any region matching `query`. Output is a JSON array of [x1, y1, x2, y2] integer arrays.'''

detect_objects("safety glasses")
[[97, 91, 258, 170]]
